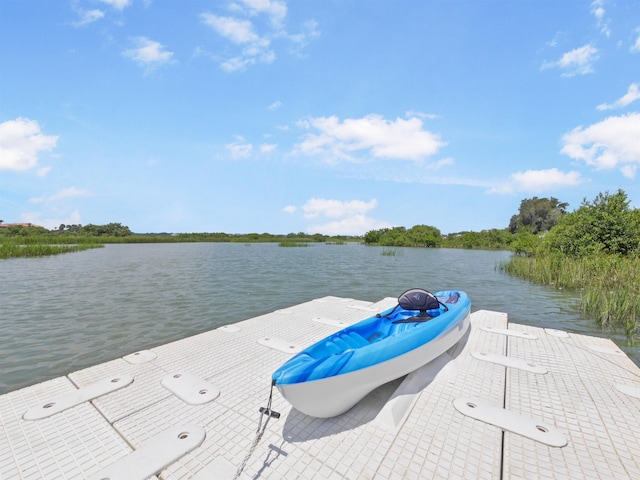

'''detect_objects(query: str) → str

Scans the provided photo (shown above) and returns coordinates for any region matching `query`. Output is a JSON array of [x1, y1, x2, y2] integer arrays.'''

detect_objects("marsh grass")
[[278, 241, 310, 247], [0, 240, 103, 259], [382, 247, 403, 256], [500, 254, 640, 341]]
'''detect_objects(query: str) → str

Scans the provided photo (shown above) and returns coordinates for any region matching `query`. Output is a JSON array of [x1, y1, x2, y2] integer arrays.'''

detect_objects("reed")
[[0, 240, 103, 259], [500, 254, 640, 341], [381, 247, 403, 256], [278, 241, 310, 247]]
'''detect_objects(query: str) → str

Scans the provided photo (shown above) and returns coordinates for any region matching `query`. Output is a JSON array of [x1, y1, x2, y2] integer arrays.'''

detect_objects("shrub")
[[541, 190, 640, 257]]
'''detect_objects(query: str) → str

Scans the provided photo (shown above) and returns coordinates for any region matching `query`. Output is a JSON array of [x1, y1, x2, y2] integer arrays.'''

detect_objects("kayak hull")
[[274, 291, 471, 418]]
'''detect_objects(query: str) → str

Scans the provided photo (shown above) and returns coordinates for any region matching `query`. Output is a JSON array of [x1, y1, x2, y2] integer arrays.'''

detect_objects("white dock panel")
[[68, 358, 171, 424], [3, 296, 640, 479], [106, 297, 400, 479], [505, 325, 640, 479], [372, 310, 509, 480], [0, 376, 134, 480]]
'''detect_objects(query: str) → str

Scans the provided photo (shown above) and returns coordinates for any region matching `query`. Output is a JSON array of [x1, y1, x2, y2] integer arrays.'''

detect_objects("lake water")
[[1, 242, 637, 394]]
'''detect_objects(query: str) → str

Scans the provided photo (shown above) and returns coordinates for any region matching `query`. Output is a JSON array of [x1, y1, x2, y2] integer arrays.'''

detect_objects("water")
[[1, 243, 637, 394]]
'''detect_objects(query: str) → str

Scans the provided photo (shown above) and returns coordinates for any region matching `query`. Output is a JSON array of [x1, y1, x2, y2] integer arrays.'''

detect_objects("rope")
[[234, 381, 279, 479]]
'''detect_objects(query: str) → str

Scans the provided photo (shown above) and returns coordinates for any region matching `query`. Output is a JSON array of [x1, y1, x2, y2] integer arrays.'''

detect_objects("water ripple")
[[0, 243, 636, 393]]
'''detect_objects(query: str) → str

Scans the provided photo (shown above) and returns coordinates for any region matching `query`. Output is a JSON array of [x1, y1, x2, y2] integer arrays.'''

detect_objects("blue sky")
[[1, 0, 639, 235]]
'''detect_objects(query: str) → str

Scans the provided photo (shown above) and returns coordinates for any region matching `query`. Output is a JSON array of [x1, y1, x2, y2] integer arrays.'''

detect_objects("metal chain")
[[233, 382, 278, 479]]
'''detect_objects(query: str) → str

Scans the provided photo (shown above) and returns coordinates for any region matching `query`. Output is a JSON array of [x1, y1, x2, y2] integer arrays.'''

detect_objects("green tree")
[[405, 224, 442, 247], [509, 197, 568, 234], [363, 228, 386, 244], [80, 223, 132, 237], [511, 232, 539, 256], [379, 227, 407, 246], [542, 190, 640, 256]]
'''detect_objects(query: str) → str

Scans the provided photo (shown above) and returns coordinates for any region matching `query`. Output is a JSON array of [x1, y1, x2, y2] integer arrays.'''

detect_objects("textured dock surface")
[[2, 296, 640, 479]]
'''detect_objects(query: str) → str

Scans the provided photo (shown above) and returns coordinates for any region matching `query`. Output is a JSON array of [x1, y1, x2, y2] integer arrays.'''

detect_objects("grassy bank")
[[278, 240, 310, 247], [500, 254, 640, 341], [0, 240, 103, 259], [0, 227, 361, 258]]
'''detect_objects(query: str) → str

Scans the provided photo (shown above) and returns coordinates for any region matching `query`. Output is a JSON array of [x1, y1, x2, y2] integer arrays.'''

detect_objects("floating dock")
[[2, 296, 640, 479]]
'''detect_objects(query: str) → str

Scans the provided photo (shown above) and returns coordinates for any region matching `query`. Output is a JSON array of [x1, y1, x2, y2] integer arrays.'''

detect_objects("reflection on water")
[[1, 243, 636, 394]]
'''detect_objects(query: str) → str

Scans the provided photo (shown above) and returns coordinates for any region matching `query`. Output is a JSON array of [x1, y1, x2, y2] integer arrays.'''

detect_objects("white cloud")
[[489, 168, 583, 194], [590, 0, 605, 20], [240, 0, 287, 29], [620, 164, 637, 179], [72, 9, 105, 27], [201, 14, 261, 44], [22, 209, 82, 231], [590, 0, 610, 37], [200, 13, 274, 71], [541, 44, 599, 76], [200, 2, 317, 72], [597, 83, 640, 110], [282, 205, 297, 214], [284, 198, 389, 235], [30, 187, 88, 204], [561, 112, 640, 179], [308, 214, 393, 236], [37, 166, 52, 177], [99, 0, 131, 10], [26, 188, 87, 229], [122, 37, 175, 74], [428, 157, 455, 169], [220, 56, 255, 72], [301, 198, 377, 219], [225, 137, 253, 158], [405, 110, 439, 120], [545, 33, 560, 48], [260, 143, 277, 153], [286, 20, 320, 56], [268, 101, 282, 111], [632, 28, 640, 54], [294, 114, 446, 162], [513, 169, 582, 191], [0, 118, 58, 172], [329, 156, 495, 189]]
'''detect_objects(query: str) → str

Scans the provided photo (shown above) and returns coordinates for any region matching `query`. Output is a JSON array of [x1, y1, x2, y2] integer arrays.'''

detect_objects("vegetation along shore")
[[2, 189, 639, 341]]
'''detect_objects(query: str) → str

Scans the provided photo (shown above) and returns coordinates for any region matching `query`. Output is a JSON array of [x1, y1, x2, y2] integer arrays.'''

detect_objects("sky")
[[1, 0, 639, 235]]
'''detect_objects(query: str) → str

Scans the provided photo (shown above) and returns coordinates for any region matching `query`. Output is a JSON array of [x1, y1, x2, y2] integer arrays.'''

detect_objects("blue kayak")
[[273, 290, 471, 417]]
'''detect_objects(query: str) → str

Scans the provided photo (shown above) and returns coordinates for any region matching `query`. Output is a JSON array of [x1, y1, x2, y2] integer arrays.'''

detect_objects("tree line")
[[498, 190, 640, 341], [0, 223, 360, 245], [507, 190, 640, 257], [363, 190, 640, 256], [2, 190, 638, 255], [0, 222, 133, 237]]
